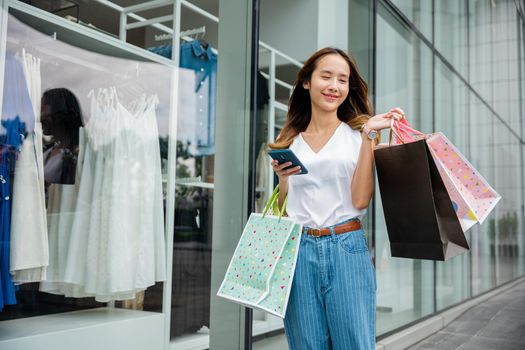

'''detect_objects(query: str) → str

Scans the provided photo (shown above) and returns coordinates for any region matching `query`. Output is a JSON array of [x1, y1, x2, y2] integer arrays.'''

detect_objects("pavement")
[[407, 280, 525, 350]]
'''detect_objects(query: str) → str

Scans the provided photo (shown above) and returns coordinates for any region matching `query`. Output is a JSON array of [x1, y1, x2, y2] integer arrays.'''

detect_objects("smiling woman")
[[269, 47, 372, 151], [268, 47, 404, 350]]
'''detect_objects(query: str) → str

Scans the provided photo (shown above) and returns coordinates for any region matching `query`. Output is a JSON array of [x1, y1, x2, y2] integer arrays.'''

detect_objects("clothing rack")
[[155, 25, 205, 42]]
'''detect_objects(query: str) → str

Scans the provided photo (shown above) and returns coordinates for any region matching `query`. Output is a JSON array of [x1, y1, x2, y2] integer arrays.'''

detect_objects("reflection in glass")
[[493, 126, 523, 285], [41, 88, 83, 185], [435, 0, 468, 77], [376, 4, 432, 134], [468, 93, 497, 296], [170, 37, 219, 341], [390, 0, 432, 39], [434, 60, 471, 310], [375, 3, 434, 334]]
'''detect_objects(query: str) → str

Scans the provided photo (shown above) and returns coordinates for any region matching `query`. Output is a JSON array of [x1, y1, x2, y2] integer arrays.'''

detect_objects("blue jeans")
[[284, 219, 376, 350]]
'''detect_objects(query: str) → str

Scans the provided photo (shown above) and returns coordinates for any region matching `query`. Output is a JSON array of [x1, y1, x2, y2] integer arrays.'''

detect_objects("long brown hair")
[[269, 47, 373, 149]]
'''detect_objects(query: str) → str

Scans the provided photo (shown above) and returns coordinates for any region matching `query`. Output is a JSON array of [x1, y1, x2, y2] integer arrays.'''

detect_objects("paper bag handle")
[[390, 118, 425, 144], [262, 184, 287, 220]]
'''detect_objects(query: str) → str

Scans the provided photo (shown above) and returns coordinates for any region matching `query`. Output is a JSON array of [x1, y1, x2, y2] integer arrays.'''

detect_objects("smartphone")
[[267, 149, 308, 175]]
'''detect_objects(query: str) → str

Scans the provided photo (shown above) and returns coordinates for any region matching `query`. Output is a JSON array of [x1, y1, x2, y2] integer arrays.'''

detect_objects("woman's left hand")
[[365, 107, 405, 131]]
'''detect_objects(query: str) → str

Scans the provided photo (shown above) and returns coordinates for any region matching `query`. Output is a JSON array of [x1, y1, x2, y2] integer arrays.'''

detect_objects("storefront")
[[0, 1, 524, 349]]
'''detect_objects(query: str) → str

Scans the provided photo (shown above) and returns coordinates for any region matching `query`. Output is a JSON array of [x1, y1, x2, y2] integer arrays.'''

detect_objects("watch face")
[[368, 130, 378, 140]]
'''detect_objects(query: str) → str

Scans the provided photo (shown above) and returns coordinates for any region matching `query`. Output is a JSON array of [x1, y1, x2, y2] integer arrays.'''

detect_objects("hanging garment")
[[1, 117, 26, 311], [40, 88, 166, 302], [179, 40, 217, 156], [39, 128, 85, 297], [149, 40, 218, 155], [10, 50, 49, 284], [2, 52, 39, 308], [2, 53, 35, 131], [148, 44, 172, 59]]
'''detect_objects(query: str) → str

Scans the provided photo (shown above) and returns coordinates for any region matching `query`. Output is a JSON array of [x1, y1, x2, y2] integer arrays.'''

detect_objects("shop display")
[[0, 12, 171, 313], [39, 88, 166, 302]]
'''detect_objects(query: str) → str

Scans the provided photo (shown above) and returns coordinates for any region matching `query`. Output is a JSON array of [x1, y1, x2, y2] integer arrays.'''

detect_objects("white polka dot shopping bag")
[[217, 185, 302, 318]]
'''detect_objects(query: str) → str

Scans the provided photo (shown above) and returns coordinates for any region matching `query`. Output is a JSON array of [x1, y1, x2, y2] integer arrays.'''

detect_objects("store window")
[[251, 1, 309, 344], [375, 1, 435, 334], [0, 5, 173, 348], [468, 92, 498, 296], [434, 0, 468, 78], [390, 0, 433, 40], [469, 0, 494, 105], [0, 1, 230, 349], [493, 123, 524, 285], [0, 1, 273, 349], [434, 59, 471, 310]]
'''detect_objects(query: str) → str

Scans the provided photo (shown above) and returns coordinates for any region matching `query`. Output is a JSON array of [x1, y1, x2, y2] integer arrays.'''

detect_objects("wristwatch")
[[361, 123, 378, 140]]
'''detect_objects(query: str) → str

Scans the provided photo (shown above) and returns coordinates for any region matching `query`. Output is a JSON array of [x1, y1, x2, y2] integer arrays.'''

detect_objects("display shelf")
[[0, 307, 164, 349], [8, 0, 175, 65]]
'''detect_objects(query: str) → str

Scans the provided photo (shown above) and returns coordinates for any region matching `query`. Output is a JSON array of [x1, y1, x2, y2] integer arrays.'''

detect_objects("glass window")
[[0, 10, 173, 346], [493, 124, 523, 285], [491, 2, 522, 135], [521, 15, 525, 139], [468, 93, 497, 296], [253, 1, 310, 344], [434, 59, 470, 146], [469, 0, 494, 104], [376, 3, 433, 133], [390, 0, 433, 40], [170, 3, 219, 344], [434, 0, 468, 77], [434, 59, 471, 310], [375, 3, 434, 334], [0, 1, 239, 349]]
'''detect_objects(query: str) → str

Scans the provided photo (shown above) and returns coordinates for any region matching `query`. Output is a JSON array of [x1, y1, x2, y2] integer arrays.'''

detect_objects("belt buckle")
[[311, 228, 321, 238]]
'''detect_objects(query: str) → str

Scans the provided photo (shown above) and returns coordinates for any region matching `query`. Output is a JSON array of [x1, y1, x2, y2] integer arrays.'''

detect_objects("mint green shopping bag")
[[217, 185, 302, 318]]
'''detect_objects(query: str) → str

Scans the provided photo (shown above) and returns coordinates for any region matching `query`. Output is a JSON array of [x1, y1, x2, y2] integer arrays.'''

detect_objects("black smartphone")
[[267, 149, 308, 175]]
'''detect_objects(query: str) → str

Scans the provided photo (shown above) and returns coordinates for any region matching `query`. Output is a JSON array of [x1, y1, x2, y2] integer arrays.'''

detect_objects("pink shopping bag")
[[391, 120, 501, 232]]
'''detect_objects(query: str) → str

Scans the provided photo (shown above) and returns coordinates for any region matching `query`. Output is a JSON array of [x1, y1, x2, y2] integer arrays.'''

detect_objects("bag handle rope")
[[262, 184, 287, 220]]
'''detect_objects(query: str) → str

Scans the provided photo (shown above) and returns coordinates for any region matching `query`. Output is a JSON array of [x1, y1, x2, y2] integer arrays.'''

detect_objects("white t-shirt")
[[286, 122, 365, 228]]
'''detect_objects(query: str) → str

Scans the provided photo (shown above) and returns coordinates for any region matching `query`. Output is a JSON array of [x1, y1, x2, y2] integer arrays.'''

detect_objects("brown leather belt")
[[305, 220, 362, 237]]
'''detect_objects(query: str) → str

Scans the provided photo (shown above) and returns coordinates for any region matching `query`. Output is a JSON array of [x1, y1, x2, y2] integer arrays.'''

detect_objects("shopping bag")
[[392, 120, 501, 232], [374, 132, 469, 261], [217, 185, 302, 318]]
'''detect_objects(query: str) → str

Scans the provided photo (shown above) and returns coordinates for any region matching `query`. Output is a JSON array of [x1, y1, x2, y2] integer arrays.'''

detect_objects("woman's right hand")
[[271, 160, 301, 183]]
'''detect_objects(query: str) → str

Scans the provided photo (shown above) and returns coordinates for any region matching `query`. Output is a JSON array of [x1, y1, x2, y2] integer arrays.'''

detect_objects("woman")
[[270, 47, 404, 349]]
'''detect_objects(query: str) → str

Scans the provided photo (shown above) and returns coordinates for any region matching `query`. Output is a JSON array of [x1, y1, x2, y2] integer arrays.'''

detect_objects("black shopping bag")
[[374, 139, 469, 261]]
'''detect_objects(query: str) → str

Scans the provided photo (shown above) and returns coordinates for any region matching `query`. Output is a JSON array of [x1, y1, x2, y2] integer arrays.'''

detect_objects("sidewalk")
[[407, 280, 525, 350]]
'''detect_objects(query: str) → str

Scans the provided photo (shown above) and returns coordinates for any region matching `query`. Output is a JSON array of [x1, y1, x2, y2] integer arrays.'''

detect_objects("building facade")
[[0, 0, 523, 349]]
